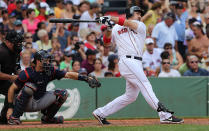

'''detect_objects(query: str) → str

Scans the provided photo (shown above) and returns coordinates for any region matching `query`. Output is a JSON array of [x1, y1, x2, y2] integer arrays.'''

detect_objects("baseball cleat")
[[8, 116, 21, 125], [92, 112, 110, 125], [160, 116, 184, 124], [41, 116, 64, 124]]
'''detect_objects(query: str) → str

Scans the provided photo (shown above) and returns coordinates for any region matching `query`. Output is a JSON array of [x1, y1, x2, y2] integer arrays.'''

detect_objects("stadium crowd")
[[0, 0, 209, 78]]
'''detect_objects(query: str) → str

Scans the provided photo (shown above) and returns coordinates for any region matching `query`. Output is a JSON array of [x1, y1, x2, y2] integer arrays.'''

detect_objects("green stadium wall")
[[0, 77, 208, 120]]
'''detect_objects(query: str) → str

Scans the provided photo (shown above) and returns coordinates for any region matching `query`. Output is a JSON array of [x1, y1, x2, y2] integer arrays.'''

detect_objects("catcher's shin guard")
[[12, 83, 35, 118], [157, 102, 174, 114], [41, 89, 68, 119]]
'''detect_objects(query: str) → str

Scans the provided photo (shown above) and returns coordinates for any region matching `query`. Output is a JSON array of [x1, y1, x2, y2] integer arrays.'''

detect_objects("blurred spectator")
[[72, 60, 81, 73], [11, 0, 24, 20], [84, 31, 97, 50], [183, 55, 209, 76], [61, 1, 75, 19], [188, 21, 209, 59], [179, 53, 193, 75], [142, 38, 161, 77], [81, 49, 97, 74], [13, 20, 24, 34], [22, 8, 40, 34], [23, 42, 34, 56], [104, 71, 114, 77], [33, 21, 47, 42], [36, 2, 47, 21], [1, 9, 10, 31], [185, 18, 197, 45], [77, 1, 90, 15], [60, 51, 73, 72], [142, 2, 162, 28], [97, 45, 114, 68], [52, 23, 71, 51], [158, 57, 181, 77], [7, 12, 16, 31], [108, 54, 120, 77], [21, 4, 28, 20], [7, 0, 17, 14], [20, 50, 31, 70], [54, 0, 64, 18], [163, 43, 183, 70], [204, 13, 209, 25], [206, 24, 209, 38], [0, 0, 7, 9], [174, 3, 188, 60], [36, 29, 52, 50], [28, 0, 50, 14], [201, 57, 209, 71], [188, 1, 204, 23], [78, 2, 101, 40], [61, 0, 76, 29], [65, 35, 79, 52], [69, 22, 79, 37], [24, 32, 39, 53], [48, 37, 63, 58], [78, 67, 88, 76], [152, 12, 178, 50], [53, 53, 62, 67], [90, 58, 105, 78], [147, 24, 155, 37]]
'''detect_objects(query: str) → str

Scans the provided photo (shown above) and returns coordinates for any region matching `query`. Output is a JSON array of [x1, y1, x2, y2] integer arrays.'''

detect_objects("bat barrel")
[[49, 18, 99, 23]]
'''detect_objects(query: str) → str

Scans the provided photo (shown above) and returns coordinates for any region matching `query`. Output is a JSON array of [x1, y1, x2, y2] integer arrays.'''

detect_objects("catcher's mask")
[[5, 31, 24, 54], [33, 49, 54, 76]]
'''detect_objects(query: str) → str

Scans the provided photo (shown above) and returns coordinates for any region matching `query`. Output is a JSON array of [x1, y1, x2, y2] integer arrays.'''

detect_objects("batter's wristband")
[[8, 103, 14, 108], [103, 34, 111, 43], [118, 17, 125, 26]]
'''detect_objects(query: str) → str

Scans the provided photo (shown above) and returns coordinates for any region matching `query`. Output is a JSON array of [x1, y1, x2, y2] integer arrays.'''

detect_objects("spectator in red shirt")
[[84, 31, 97, 50], [36, 2, 47, 21]]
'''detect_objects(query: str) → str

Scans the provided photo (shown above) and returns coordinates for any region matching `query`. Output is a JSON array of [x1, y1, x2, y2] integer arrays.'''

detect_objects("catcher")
[[6, 49, 101, 125]]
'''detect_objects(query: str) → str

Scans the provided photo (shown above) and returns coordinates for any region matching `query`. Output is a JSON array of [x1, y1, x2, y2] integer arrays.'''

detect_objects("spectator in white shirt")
[[152, 12, 178, 51], [78, 2, 101, 40], [142, 38, 162, 76], [158, 57, 181, 77]]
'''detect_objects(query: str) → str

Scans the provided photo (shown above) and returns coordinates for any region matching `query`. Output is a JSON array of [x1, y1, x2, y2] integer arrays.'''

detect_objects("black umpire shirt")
[[0, 43, 18, 93]]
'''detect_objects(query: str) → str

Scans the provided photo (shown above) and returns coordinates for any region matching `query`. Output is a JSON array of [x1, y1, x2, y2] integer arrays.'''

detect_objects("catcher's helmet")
[[5, 31, 24, 53], [125, 6, 144, 19], [33, 49, 54, 76]]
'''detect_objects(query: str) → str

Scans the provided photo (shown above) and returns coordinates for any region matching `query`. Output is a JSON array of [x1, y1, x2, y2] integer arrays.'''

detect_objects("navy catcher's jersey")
[[15, 66, 66, 100]]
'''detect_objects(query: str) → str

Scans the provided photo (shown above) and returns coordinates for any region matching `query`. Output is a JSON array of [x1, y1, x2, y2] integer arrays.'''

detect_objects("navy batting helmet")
[[125, 6, 144, 19]]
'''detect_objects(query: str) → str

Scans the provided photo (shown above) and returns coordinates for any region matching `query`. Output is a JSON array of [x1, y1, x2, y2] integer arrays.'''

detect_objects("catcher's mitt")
[[87, 75, 101, 88]]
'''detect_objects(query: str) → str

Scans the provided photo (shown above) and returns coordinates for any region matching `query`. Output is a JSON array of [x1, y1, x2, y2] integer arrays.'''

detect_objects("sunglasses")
[[25, 36, 32, 39], [190, 61, 198, 64], [162, 62, 170, 65]]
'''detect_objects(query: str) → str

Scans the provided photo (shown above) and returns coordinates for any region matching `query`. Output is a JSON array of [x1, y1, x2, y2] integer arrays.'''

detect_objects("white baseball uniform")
[[94, 20, 172, 120]]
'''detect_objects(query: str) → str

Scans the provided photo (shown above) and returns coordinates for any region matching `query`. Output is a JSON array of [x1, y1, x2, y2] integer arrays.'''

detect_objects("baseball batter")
[[93, 6, 184, 124], [6, 50, 101, 125]]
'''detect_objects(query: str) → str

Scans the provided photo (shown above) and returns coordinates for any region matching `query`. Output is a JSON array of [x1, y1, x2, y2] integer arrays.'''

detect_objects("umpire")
[[0, 31, 24, 124]]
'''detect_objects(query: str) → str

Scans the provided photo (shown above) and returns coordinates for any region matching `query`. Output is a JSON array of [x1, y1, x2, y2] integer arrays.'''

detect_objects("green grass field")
[[2, 125, 209, 131]]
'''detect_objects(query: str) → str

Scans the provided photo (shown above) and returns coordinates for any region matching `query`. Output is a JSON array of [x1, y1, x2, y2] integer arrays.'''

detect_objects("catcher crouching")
[[6, 49, 101, 125]]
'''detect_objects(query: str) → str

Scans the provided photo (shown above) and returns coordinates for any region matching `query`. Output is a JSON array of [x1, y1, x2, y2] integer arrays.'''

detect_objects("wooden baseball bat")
[[49, 18, 99, 23]]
